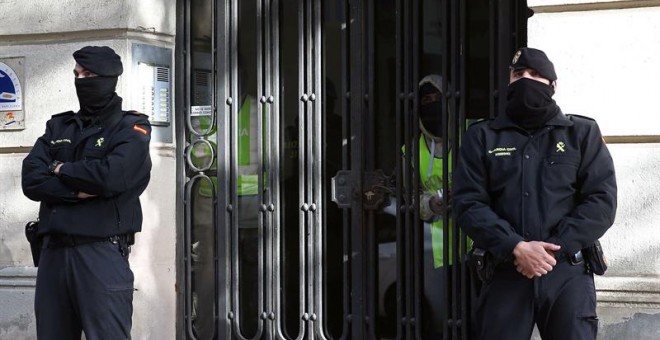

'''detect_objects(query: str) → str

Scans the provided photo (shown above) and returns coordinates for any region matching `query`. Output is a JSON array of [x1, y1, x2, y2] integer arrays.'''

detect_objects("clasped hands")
[[512, 241, 561, 279]]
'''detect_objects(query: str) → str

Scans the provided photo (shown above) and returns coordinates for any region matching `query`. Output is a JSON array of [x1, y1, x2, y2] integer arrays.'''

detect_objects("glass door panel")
[[187, 0, 217, 339], [234, 0, 264, 338]]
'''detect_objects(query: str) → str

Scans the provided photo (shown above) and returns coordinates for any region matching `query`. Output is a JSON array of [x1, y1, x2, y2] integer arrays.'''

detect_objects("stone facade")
[[1, 0, 659, 339], [0, 1, 177, 339], [527, 1, 660, 339]]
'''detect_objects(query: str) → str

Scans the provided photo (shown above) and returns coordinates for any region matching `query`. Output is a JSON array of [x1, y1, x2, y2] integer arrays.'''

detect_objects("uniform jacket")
[[452, 112, 616, 261], [22, 99, 152, 237]]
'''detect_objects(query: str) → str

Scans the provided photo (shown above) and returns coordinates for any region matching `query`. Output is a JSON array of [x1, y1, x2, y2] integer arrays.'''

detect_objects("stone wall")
[[528, 1, 660, 338], [0, 1, 178, 339]]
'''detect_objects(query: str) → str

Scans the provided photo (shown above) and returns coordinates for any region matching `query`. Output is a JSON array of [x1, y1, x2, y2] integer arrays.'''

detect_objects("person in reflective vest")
[[189, 93, 259, 337], [382, 74, 459, 338], [414, 74, 456, 268]]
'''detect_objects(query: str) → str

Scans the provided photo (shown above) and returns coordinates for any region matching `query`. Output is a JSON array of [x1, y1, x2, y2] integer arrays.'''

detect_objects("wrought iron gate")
[[175, 0, 529, 339]]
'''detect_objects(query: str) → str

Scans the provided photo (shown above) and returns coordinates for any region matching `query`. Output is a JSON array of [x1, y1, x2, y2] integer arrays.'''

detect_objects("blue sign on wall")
[[0, 60, 24, 130], [0, 62, 22, 111]]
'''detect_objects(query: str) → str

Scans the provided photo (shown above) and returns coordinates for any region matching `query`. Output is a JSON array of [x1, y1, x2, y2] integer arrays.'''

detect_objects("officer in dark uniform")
[[452, 47, 617, 340], [22, 46, 152, 340]]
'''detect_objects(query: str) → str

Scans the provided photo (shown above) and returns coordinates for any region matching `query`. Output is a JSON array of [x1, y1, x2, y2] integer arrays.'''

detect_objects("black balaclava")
[[419, 82, 443, 137], [75, 77, 119, 114], [72, 46, 123, 117], [506, 78, 559, 130]]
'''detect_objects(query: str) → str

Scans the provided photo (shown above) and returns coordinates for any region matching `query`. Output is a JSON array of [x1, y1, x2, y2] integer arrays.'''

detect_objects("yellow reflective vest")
[[404, 136, 456, 268], [192, 96, 258, 197]]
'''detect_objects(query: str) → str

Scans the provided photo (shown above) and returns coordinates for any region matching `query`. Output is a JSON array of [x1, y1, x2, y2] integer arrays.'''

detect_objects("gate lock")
[[331, 170, 392, 210]]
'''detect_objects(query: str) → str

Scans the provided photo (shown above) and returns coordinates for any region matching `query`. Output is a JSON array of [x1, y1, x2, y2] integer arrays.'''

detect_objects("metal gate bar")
[[348, 0, 365, 337], [457, 1, 469, 338], [175, 1, 531, 339]]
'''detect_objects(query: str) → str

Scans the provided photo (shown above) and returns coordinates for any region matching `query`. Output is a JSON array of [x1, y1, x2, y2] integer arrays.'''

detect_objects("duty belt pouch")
[[583, 240, 608, 275], [24, 221, 42, 267], [469, 247, 495, 283]]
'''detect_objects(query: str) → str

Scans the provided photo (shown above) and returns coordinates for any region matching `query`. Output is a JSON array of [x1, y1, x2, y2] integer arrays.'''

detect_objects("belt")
[[557, 250, 584, 265], [45, 234, 119, 248]]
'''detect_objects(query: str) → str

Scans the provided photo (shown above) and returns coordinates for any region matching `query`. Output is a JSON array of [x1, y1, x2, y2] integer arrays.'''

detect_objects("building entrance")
[[176, 0, 529, 339]]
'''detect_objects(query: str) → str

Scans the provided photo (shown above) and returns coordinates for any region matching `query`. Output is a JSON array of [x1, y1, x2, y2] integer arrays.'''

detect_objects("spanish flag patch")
[[133, 125, 148, 135]]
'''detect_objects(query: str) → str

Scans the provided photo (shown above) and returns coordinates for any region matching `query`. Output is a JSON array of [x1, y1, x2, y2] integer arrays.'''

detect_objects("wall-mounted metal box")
[[131, 44, 173, 143]]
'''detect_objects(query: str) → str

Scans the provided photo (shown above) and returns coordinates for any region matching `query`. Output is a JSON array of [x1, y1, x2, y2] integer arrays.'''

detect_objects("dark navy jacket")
[[22, 100, 152, 237], [452, 112, 617, 261]]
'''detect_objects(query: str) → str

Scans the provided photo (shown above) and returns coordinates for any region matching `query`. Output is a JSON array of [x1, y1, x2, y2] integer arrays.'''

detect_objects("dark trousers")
[[35, 239, 134, 340], [474, 260, 598, 340]]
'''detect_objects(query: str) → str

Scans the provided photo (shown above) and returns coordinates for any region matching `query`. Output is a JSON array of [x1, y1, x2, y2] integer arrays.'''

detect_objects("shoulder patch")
[[51, 111, 75, 118], [124, 110, 149, 118], [133, 125, 149, 135], [120, 111, 151, 129], [467, 118, 492, 128], [566, 114, 595, 122]]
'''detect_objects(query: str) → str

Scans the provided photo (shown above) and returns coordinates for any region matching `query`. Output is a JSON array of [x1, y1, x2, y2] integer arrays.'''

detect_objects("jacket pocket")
[[82, 148, 107, 160], [49, 144, 74, 162], [546, 153, 580, 167], [543, 153, 580, 194]]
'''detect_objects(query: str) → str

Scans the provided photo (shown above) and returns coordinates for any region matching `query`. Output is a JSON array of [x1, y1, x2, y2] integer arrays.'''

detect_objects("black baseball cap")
[[510, 47, 557, 82], [73, 46, 123, 77]]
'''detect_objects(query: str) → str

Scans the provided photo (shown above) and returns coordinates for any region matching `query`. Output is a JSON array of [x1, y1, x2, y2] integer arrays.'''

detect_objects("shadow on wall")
[[0, 313, 33, 340], [602, 146, 660, 276], [127, 152, 176, 339], [600, 313, 660, 340], [132, 0, 175, 35], [0, 239, 14, 266], [529, 313, 660, 340]]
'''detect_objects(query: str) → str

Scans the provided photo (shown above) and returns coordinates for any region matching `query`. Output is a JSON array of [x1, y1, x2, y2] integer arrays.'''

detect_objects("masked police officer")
[[22, 46, 152, 339], [453, 47, 617, 339]]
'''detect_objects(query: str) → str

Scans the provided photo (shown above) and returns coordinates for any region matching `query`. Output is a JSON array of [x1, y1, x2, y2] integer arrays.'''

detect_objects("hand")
[[77, 192, 97, 199], [429, 196, 446, 215], [54, 163, 63, 175], [512, 241, 561, 278]]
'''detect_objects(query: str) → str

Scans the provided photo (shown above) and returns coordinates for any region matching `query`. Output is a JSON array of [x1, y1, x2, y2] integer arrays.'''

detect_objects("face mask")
[[420, 101, 444, 137], [505, 78, 558, 130], [75, 77, 118, 113]]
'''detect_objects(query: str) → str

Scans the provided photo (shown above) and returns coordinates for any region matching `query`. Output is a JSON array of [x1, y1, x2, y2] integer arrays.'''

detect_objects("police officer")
[[452, 47, 616, 339], [22, 46, 151, 339]]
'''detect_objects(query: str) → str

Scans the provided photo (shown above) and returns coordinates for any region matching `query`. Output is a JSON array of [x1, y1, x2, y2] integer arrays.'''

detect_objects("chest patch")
[[51, 138, 72, 145], [556, 141, 566, 153], [488, 146, 517, 157]]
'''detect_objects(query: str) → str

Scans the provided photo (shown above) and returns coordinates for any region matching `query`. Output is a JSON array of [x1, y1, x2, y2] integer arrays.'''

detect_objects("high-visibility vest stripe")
[[238, 97, 251, 166], [405, 136, 459, 268], [419, 136, 453, 268], [192, 96, 259, 197]]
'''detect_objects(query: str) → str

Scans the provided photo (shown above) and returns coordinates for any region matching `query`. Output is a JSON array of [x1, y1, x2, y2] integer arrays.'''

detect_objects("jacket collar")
[[66, 96, 124, 130], [490, 110, 573, 130]]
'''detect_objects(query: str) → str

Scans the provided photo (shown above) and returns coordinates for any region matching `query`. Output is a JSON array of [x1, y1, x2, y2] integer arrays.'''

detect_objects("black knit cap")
[[73, 46, 123, 77], [510, 47, 557, 82]]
